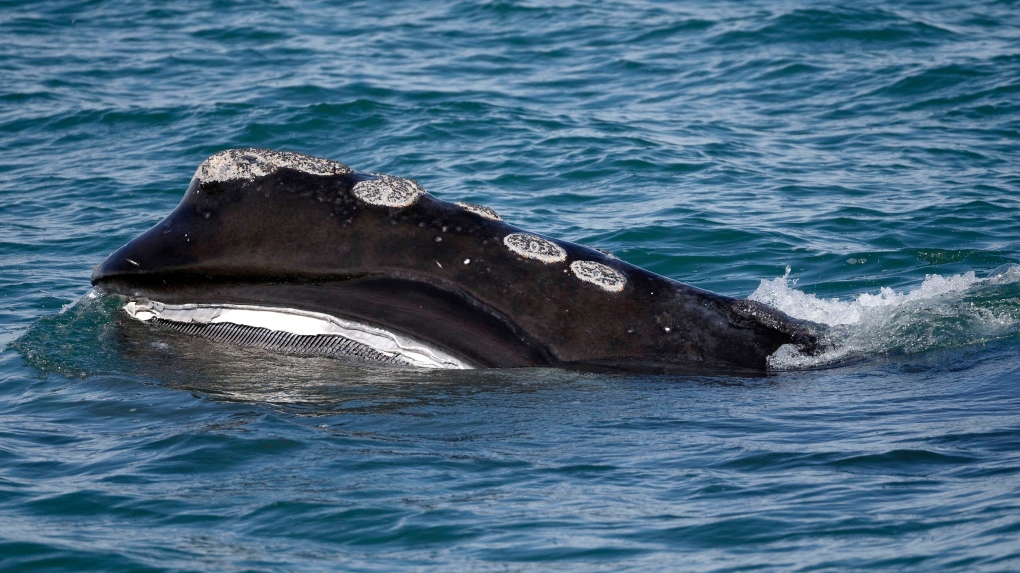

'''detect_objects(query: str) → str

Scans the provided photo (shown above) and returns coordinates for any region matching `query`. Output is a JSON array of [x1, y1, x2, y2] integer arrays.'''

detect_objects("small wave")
[[752, 264, 1020, 369]]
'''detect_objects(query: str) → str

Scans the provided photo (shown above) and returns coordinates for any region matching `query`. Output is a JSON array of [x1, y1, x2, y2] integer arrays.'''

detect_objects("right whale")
[[91, 149, 821, 374]]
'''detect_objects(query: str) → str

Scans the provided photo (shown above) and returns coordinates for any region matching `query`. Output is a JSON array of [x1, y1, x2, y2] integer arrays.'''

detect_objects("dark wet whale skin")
[[91, 151, 819, 372]]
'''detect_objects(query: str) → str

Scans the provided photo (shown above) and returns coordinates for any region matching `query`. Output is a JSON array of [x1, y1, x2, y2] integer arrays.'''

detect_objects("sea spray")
[[754, 264, 1020, 369]]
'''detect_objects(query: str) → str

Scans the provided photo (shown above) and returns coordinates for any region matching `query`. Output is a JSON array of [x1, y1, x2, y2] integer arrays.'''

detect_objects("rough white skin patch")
[[503, 233, 566, 264], [352, 175, 425, 208], [456, 202, 502, 221], [122, 300, 471, 369], [569, 260, 627, 292], [195, 148, 352, 183]]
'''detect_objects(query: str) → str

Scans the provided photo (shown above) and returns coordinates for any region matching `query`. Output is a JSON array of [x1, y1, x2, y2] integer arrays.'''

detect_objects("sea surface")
[[3, 0, 1020, 571]]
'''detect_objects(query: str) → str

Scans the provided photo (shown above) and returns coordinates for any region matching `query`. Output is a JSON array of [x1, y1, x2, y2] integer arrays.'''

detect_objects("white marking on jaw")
[[569, 260, 627, 292], [352, 175, 424, 208], [122, 300, 471, 369], [503, 233, 567, 264], [194, 148, 352, 183], [456, 202, 502, 221]]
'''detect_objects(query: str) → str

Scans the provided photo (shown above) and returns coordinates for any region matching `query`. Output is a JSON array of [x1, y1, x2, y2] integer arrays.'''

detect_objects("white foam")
[[751, 264, 1020, 369]]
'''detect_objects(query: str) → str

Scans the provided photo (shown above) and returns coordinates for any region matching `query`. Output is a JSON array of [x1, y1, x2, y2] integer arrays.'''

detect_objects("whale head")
[[93, 148, 820, 373]]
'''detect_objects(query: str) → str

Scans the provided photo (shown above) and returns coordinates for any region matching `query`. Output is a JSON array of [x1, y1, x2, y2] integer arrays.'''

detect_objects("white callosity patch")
[[503, 233, 567, 264], [122, 300, 472, 370], [569, 260, 627, 292], [352, 175, 425, 208], [456, 202, 502, 221], [195, 148, 352, 183]]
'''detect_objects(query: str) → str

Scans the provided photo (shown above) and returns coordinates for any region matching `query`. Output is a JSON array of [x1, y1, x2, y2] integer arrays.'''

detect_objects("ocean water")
[[2, 0, 1020, 570]]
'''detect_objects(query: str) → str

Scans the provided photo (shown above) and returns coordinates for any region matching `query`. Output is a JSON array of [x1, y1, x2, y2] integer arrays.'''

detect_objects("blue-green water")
[[3, 0, 1020, 570]]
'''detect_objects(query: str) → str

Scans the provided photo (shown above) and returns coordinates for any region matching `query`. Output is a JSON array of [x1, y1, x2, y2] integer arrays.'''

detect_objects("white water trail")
[[751, 264, 1020, 369]]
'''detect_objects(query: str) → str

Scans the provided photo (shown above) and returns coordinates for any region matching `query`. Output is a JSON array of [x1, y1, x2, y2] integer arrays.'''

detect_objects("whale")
[[91, 148, 820, 373]]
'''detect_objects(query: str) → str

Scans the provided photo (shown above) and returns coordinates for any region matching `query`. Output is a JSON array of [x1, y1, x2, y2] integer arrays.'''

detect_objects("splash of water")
[[753, 265, 1020, 369]]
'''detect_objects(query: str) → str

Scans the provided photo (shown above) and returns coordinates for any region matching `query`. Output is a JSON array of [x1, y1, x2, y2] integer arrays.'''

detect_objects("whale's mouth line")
[[121, 299, 474, 370]]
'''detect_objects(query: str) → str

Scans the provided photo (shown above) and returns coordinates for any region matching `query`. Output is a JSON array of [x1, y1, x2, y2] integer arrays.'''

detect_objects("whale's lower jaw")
[[122, 299, 474, 370]]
